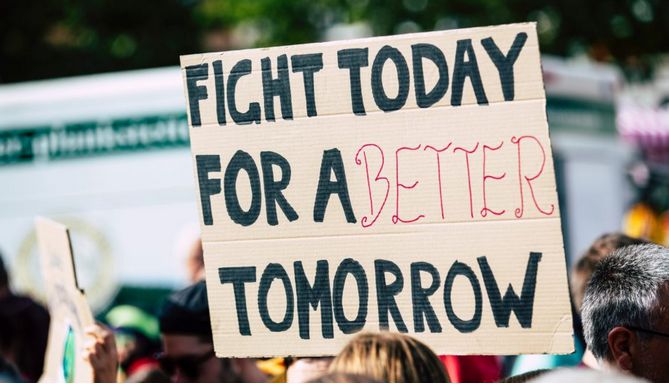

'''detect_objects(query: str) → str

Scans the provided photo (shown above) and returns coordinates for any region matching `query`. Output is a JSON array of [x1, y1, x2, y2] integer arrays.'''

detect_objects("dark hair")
[[159, 281, 212, 337], [0, 252, 8, 290], [0, 296, 50, 381]]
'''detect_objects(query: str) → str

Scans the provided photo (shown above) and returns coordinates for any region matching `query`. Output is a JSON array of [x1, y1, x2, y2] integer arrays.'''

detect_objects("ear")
[[607, 326, 637, 372]]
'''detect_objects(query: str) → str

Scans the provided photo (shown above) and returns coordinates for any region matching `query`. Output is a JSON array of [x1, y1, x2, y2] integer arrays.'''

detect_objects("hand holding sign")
[[36, 217, 97, 383], [83, 324, 119, 383]]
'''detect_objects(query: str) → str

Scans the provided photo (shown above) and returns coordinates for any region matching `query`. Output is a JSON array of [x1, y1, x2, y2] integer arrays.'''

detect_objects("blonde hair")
[[329, 332, 449, 383]]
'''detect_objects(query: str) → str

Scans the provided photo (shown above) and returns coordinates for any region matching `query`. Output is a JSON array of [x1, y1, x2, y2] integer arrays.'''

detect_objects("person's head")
[[329, 332, 449, 383], [158, 281, 267, 383], [0, 251, 50, 382], [581, 243, 669, 382], [186, 239, 205, 283], [0, 251, 9, 294], [105, 305, 161, 376], [571, 233, 647, 311]]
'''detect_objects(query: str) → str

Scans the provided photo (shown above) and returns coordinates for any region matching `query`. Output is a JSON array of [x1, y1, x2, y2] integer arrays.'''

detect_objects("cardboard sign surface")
[[181, 22, 573, 357], [36, 217, 95, 383]]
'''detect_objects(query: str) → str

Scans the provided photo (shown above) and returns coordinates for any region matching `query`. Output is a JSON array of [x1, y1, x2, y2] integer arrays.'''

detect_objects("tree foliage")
[[2, 0, 667, 83]]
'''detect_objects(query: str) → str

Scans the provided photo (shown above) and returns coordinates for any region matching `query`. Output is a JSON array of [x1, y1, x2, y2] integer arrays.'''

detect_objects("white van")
[[0, 67, 198, 311]]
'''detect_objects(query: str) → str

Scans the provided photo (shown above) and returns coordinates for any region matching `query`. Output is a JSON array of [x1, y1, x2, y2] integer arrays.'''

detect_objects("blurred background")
[[1, 0, 668, 317]]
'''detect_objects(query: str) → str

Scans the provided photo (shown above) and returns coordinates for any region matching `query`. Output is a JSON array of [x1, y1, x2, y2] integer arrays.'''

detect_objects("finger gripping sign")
[[181, 22, 574, 357], [36, 217, 95, 382]]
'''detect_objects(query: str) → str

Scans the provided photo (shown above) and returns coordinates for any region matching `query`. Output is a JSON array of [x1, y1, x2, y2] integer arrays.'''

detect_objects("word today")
[[185, 32, 528, 125]]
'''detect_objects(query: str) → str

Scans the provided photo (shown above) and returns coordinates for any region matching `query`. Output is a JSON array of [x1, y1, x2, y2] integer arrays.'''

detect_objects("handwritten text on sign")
[[181, 23, 573, 357], [36, 218, 95, 382]]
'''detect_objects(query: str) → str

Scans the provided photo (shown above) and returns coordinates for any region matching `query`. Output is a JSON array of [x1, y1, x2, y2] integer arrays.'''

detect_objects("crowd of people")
[[1, 232, 668, 383]]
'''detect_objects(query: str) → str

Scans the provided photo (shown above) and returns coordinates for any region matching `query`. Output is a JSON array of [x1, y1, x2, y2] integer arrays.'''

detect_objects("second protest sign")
[[181, 22, 573, 357]]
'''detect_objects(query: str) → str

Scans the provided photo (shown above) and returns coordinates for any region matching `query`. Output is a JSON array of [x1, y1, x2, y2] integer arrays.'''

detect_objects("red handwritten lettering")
[[511, 135, 555, 218], [355, 144, 390, 228], [453, 143, 480, 219], [481, 141, 506, 217], [424, 144, 452, 219], [392, 145, 425, 224]]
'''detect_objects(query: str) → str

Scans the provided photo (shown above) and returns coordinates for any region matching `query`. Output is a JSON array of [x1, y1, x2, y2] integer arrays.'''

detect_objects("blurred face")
[[630, 287, 669, 382], [608, 285, 669, 382], [160, 334, 268, 383], [160, 334, 222, 383]]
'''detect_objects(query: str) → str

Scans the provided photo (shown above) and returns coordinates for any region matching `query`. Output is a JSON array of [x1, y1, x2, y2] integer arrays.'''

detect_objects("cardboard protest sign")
[[36, 217, 95, 383], [181, 22, 573, 357]]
